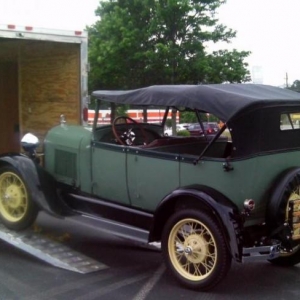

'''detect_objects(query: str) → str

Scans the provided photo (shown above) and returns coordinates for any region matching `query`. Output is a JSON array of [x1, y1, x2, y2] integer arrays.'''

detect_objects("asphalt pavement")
[[0, 212, 299, 300]]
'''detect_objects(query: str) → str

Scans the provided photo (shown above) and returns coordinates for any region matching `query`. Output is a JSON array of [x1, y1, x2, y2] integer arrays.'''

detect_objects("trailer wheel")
[[267, 168, 300, 266], [0, 167, 38, 230], [162, 209, 231, 291]]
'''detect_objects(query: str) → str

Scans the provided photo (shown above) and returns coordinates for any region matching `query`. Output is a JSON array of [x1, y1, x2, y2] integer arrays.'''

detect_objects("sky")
[[1, 0, 299, 87], [216, 0, 300, 87]]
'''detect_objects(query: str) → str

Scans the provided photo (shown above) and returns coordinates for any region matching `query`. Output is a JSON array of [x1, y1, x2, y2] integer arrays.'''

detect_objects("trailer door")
[[0, 62, 19, 153]]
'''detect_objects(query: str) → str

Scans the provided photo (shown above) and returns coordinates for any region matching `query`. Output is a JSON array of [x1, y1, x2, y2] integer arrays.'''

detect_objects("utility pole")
[[285, 72, 289, 88]]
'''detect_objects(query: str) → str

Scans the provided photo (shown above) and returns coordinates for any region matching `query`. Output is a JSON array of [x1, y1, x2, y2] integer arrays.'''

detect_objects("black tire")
[[267, 168, 300, 266], [269, 245, 300, 267], [162, 209, 231, 291], [0, 166, 38, 230]]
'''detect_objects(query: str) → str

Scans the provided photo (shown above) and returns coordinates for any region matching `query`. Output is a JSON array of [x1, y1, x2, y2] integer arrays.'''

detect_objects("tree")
[[88, 0, 251, 91], [195, 49, 251, 83], [288, 80, 300, 93], [88, 0, 154, 90]]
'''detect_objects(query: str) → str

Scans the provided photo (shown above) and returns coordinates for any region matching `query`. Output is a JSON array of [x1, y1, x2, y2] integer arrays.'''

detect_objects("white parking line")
[[133, 264, 166, 300]]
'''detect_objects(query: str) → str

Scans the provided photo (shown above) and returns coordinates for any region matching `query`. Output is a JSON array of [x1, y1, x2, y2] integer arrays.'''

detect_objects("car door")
[[91, 142, 130, 205], [126, 147, 180, 211]]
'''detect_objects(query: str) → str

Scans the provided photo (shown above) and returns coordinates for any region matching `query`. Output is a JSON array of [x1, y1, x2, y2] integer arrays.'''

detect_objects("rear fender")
[[0, 154, 68, 216], [150, 185, 243, 262]]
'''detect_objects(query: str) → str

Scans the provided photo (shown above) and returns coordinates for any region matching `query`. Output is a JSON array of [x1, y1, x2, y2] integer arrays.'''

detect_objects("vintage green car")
[[1, 84, 300, 290]]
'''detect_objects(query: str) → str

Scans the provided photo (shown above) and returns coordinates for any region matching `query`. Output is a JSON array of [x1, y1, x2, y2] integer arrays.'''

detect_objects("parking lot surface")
[[0, 212, 299, 300]]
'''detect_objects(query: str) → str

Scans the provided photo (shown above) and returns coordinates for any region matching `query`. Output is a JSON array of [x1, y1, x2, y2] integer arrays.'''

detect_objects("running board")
[[67, 213, 150, 245], [242, 243, 281, 262], [0, 223, 107, 273]]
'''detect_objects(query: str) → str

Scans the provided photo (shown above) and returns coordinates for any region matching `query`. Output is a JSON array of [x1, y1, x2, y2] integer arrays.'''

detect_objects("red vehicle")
[[187, 122, 219, 136]]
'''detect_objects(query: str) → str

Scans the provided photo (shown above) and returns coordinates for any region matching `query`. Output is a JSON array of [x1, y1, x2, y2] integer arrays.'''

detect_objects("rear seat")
[[141, 136, 229, 158]]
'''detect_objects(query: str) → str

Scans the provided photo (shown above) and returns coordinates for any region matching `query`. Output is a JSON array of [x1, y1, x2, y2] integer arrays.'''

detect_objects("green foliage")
[[201, 49, 251, 83], [116, 104, 129, 117], [88, 0, 154, 90], [288, 80, 300, 93], [205, 113, 219, 122], [165, 119, 173, 128], [180, 111, 220, 123], [88, 0, 251, 93], [177, 129, 190, 137], [180, 111, 197, 123], [116, 105, 129, 117]]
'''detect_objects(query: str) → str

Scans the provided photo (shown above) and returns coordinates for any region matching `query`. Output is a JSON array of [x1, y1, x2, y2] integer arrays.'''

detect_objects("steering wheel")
[[112, 116, 148, 146]]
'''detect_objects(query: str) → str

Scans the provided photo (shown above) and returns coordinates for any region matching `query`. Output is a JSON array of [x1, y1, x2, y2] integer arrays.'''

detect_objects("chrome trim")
[[242, 243, 281, 262]]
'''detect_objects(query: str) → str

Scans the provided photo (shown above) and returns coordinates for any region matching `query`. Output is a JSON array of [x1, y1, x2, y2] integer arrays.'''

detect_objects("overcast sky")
[[1, 0, 299, 87]]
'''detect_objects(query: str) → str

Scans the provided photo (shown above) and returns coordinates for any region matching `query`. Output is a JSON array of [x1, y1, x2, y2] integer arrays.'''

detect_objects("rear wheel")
[[0, 167, 38, 230], [162, 209, 231, 291]]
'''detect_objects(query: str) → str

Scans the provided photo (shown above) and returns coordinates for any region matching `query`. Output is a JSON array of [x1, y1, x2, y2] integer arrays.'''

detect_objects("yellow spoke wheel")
[[168, 218, 217, 281], [0, 167, 38, 230], [162, 209, 231, 291], [0, 171, 28, 222], [280, 186, 300, 257]]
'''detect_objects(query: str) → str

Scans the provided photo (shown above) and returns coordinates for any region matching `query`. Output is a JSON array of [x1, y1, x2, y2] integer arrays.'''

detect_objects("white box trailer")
[[0, 24, 89, 153]]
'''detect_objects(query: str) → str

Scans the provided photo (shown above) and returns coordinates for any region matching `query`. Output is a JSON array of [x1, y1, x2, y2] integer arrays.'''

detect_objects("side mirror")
[[21, 133, 39, 152]]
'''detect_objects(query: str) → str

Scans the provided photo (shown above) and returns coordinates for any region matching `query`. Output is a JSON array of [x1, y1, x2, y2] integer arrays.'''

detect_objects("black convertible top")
[[92, 84, 300, 122]]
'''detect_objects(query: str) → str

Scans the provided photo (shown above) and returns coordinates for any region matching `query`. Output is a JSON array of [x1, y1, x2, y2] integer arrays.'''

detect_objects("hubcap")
[[183, 234, 208, 264], [4, 185, 23, 208]]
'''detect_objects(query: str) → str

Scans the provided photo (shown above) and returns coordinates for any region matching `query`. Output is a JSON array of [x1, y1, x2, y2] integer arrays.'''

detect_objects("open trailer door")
[[0, 62, 19, 153], [0, 24, 89, 155]]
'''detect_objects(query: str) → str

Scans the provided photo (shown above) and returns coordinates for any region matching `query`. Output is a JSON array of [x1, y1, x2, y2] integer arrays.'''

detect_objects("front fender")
[[0, 154, 68, 216], [150, 185, 243, 262]]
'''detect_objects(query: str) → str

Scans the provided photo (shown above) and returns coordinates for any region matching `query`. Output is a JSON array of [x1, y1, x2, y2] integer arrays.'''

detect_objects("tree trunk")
[[143, 107, 148, 123], [172, 108, 177, 135], [110, 102, 116, 123]]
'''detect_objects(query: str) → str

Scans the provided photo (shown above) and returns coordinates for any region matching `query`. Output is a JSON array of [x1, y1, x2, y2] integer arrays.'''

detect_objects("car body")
[[205, 122, 219, 134], [186, 123, 202, 135], [187, 122, 219, 136], [1, 84, 300, 291], [164, 124, 189, 136]]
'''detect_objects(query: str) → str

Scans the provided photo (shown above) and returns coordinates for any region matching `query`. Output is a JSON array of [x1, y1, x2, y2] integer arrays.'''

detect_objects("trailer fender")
[[0, 154, 68, 216], [150, 185, 242, 262]]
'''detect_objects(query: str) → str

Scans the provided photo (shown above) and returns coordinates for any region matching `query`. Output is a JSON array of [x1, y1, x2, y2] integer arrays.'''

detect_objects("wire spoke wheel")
[[162, 209, 231, 290], [0, 167, 38, 230], [0, 171, 28, 222], [170, 219, 217, 281]]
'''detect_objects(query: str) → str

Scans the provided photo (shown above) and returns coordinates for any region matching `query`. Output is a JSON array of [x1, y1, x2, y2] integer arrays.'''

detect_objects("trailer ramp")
[[0, 223, 107, 274]]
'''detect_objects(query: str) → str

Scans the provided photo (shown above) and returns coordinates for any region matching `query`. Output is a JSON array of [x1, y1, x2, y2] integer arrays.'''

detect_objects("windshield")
[[91, 102, 230, 141]]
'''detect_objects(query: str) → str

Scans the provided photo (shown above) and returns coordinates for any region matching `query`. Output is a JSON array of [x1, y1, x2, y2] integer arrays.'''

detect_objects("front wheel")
[[0, 166, 38, 230], [162, 209, 231, 291]]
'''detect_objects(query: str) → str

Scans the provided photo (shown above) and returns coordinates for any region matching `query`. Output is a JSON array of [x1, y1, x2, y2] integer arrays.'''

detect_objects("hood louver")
[[55, 149, 77, 179]]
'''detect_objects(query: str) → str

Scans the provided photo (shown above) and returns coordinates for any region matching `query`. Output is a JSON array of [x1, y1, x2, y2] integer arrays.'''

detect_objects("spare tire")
[[266, 167, 300, 230], [266, 167, 300, 266]]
